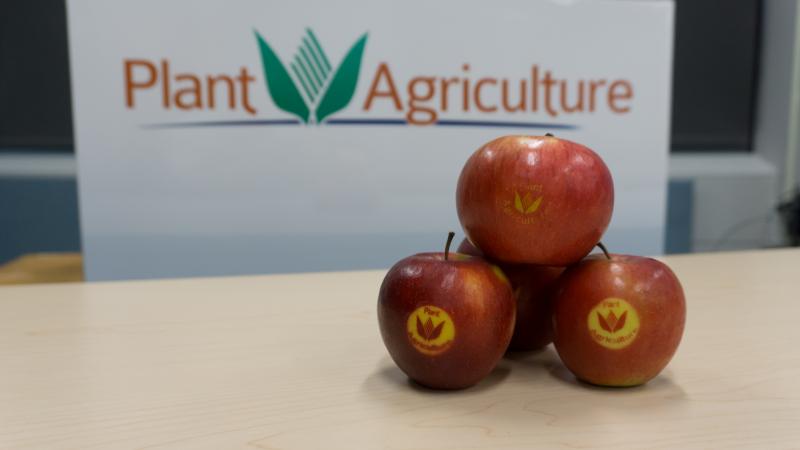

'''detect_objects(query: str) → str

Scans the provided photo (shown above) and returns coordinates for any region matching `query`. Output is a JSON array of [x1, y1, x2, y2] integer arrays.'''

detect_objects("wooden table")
[[0, 253, 84, 285], [1, 249, 799, 449]]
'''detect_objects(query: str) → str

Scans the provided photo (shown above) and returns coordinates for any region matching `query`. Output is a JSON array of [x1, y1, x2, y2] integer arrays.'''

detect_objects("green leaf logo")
[[255, 31, 310, 123], [255, 28, 368, 124], [316, 33, 368, 123]]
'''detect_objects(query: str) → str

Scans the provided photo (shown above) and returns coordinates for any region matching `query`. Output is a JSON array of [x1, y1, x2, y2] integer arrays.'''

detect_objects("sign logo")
[[587, 297, 640, 350], [123, 28, 634, 130], [407, 305, 456, 356], [255, 29, 368, 124]]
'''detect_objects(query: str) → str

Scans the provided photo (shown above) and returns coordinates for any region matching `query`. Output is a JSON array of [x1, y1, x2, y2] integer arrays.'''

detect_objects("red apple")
[[456, 135, 614, 266], [552, 248, 686, 386], [457, 238, 563, 351], [378, 232, 516, 389]]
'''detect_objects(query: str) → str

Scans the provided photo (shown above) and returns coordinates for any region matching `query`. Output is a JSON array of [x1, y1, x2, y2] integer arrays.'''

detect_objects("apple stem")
[[545, 133, 554, 137], [596, 242, 612, 260], [444, 231, 455, 261]]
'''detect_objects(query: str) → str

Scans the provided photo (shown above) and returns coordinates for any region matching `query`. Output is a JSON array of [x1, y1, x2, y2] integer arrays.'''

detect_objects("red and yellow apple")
[[457, 238, 564, 351], [456, 135, 614, 266], [377, 233, 516, 389], [551, 250, 686, 386]]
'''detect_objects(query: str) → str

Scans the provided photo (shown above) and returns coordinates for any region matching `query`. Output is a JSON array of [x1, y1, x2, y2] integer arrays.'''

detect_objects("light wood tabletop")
[[1, 248, 799, 449]]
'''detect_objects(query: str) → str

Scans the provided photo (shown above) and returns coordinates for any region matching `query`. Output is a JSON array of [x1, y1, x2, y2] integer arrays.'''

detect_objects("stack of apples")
[[377, 135, 686, 389]]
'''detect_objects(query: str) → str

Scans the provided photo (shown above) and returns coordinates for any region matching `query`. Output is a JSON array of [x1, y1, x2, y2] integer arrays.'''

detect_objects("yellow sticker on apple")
[[501, 184, 545, 225], [587, 297, 640, 350], [407, 305, 456, 356]]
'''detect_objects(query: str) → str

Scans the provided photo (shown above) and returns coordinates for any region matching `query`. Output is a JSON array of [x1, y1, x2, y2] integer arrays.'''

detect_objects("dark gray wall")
[[0, 177, 81, 263]]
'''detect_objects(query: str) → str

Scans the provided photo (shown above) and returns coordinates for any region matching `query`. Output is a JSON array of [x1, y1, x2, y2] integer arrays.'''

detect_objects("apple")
[[456, 134, 614, 266], [377, 232, 516, 389], [551, 245, 686, 386], [457, 238, 564, 351]]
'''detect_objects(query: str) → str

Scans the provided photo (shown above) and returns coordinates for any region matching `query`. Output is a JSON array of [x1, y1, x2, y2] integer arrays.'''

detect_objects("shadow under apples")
[[503, 345, 562, 377], [407, 364, 511, 394], [548, 362, 688, 396], [363, 356, 511, 396]]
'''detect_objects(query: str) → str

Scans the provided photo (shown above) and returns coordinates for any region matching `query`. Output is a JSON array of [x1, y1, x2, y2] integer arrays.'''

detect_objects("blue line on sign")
[[141, 117, 577, 130], [327, 118, 576, 129], [142, 119, 300, 129], [435, 119, 577, 130], [325, 118, 407, 125]]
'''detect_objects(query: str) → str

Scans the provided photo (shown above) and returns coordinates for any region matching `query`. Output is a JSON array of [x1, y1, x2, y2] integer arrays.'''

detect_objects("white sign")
[[68, 0, 674, 280]]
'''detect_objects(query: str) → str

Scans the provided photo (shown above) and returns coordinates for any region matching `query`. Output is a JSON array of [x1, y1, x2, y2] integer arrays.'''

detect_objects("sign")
[[67, 0, 674, 280]]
